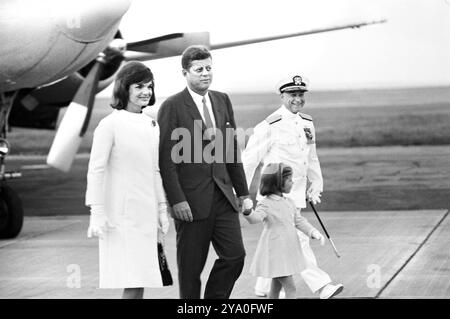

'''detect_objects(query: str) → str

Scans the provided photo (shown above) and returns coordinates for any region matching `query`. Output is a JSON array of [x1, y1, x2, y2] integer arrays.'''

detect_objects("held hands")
[[311, 229, 326, 246], [241, 198, 254, 216], [87, 205, 109, 239], [238, 195, 252, 209], [172, 201, 193, 222], [157, 203, 170, 244], [306, 186, 322, 205]]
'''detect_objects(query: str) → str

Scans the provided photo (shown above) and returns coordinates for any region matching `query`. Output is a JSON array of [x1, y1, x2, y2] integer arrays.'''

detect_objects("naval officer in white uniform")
[[242, 74, 343, 299]]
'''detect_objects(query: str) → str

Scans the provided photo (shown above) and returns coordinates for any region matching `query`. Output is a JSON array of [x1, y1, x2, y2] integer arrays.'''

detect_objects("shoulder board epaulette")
[[298, 112, 313, 121], [265, 114, 282, 125]]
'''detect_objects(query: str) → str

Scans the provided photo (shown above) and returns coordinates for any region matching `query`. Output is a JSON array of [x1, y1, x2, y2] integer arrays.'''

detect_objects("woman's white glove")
[[87, 205, 108, 239], [159, 211, 170, 235], [158, 203, 170, 243], [311, 229, 326, 246]]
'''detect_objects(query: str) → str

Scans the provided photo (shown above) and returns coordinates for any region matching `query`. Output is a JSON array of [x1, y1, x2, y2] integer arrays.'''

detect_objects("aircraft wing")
[[123, 19, 386, 61], [210, 19, 386, 50]]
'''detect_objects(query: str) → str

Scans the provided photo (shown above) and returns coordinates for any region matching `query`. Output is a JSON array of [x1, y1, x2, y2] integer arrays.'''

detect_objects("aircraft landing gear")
[[0, 184, 23, 239], [0, 139, 23, 238], [0, 138, 23, 238], [0, 92, 23, 238]]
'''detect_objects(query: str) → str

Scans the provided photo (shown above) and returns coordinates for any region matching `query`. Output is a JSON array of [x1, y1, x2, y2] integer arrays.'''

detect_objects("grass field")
[[6, 86, 450, 155], [5, 86, 449, 212], [232, 86, 450, 147]]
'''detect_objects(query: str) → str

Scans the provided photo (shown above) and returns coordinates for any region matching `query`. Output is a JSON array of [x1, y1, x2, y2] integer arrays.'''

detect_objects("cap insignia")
[[293, 76, 302, 86]]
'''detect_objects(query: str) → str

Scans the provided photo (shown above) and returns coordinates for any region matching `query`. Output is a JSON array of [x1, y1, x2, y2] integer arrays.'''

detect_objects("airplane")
[[0, 0, 385, 238]]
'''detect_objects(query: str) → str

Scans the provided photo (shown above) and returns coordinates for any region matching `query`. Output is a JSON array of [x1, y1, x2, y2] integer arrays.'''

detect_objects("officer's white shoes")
[[319, 283, 344, 299], [255, 284, 344, 299], [254, 290, 286, 299]]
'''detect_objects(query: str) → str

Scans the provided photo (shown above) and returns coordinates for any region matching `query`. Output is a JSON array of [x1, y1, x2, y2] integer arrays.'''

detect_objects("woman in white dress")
[[85, 61, 170, 299]]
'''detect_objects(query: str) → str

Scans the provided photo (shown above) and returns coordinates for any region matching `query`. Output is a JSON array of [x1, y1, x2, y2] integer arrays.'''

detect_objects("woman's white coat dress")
[[86, 109, 167, 288]]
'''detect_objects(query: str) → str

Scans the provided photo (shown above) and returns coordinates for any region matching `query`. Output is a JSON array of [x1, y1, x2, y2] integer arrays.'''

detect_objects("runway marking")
[[0, 220, 82, 250], [21, 164, 51, 170], [375, 209, 450, 298], [8, 153, 90, 161]]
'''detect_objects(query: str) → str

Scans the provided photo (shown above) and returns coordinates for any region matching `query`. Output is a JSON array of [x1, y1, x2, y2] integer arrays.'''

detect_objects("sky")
[[101, 0, 450, 97]]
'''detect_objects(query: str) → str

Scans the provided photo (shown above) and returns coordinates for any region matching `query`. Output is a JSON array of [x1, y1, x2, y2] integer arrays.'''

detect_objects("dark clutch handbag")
[[157, 242, 173, 286]]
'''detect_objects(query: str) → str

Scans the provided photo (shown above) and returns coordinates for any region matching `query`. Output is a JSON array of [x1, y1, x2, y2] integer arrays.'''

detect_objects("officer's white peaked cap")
[[276, 75, 309, 93]]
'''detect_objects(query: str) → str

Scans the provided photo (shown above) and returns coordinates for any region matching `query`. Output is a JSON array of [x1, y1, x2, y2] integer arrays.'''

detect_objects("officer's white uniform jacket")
[[243, 105, 323, 208]]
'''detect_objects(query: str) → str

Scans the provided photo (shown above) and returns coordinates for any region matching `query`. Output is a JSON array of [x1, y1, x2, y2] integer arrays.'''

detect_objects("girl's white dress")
[[85, 109, 167, 288], [245, 194, 316, 278]]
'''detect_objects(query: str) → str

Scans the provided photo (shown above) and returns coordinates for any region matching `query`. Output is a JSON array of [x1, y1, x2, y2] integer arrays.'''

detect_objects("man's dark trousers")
[[175, 184, 245, 299]]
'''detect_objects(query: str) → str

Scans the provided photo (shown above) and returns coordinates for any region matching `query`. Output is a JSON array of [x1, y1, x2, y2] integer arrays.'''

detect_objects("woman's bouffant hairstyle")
[[259, 163, 293, 196], [110, 61, 155, 110], [181, 45, 212, 70]]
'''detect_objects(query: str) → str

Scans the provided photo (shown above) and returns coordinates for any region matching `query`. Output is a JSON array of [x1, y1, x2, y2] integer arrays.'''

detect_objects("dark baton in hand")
[[309, 200, 341, 258]]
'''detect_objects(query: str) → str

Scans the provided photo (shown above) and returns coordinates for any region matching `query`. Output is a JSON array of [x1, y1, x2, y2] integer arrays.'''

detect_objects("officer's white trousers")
[[254, 209, 332, 294]]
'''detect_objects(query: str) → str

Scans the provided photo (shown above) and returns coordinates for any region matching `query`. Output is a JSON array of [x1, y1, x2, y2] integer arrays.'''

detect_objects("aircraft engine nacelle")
[[149, 32, 211, 59], [124, 32, 211, 61], [8, 55, 123, 130]]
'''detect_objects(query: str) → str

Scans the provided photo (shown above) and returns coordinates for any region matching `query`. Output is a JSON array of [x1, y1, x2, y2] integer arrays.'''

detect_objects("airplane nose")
[[55, 0, 131, 42]]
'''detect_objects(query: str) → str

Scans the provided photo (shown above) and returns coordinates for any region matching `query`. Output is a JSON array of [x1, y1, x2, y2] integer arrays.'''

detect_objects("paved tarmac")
[[0, 209, 448, 299], [1, 149, 449, 299]]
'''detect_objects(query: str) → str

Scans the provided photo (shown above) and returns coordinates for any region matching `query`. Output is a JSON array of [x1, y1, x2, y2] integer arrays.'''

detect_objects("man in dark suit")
[[157, 45, 249, 299]]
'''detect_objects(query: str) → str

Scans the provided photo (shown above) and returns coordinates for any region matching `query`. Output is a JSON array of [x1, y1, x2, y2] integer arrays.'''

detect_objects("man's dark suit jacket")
[[157, 88, 249, 220]]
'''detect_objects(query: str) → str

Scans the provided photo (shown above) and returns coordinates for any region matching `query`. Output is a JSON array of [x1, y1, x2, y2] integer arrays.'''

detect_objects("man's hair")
[[111, 61, 155, 110], [259, 163, 293, 196], [181, 45, 212, 70]]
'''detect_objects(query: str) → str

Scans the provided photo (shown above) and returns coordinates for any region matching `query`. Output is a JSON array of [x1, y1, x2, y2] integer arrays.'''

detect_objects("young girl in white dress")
[[85, 61, 171, 299], [243, 163, 325, 299]]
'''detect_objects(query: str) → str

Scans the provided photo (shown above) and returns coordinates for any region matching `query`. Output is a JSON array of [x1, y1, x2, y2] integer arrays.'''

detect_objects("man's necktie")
[[202, 97, 215, 140]]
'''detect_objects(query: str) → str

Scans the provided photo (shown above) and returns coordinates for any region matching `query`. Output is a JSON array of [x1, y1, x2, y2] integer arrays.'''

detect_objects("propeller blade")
[[46, 59, 104, 172]]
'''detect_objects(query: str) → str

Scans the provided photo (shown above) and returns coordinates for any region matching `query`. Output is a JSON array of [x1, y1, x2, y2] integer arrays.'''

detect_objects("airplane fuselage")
[[0, 0, 130, 92]]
